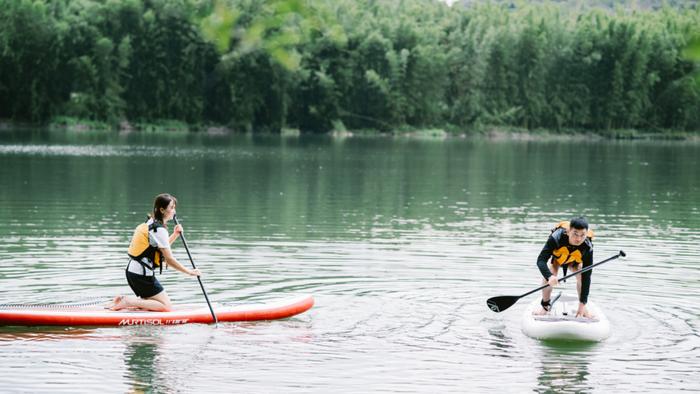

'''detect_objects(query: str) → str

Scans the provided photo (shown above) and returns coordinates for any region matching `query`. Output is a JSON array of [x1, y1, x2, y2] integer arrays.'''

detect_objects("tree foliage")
[[0, 0, 699, 132]]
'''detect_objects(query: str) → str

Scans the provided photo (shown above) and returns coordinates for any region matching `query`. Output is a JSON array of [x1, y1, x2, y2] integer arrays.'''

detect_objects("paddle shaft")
[[518, 251, 624, 299], [173, 215, 218, 324]]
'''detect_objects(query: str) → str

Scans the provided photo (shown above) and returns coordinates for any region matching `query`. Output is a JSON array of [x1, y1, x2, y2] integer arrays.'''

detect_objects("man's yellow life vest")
[[552, 247, 583, 265], [127, 220, 164, 272]]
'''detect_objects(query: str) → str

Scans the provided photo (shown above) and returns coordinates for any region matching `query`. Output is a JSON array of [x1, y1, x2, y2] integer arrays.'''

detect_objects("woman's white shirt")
[[147, 218, 171, 250]]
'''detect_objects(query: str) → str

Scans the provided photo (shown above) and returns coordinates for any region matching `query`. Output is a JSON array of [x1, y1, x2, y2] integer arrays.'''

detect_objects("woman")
[[111, 193, 201, 312]]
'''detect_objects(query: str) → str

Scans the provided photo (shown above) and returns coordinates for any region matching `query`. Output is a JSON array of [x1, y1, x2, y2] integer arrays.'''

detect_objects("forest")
[[1, 0, 699, 134]]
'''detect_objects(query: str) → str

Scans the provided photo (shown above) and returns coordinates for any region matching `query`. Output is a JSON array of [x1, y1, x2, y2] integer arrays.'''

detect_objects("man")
[[534, 217, 594, 318]]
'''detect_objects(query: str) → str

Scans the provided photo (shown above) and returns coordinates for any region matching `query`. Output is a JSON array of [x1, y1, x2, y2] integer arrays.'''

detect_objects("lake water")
[[0, 130, 698, 393]]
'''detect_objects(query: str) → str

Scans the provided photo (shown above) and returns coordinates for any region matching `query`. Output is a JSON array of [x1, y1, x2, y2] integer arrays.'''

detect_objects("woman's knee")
[[149, 291, 172, 312], [156, 300, 173, 312]]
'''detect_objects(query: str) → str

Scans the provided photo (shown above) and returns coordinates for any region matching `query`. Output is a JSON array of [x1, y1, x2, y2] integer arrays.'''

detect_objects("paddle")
[[486, 250, 626, 313], [173, 214, 218, 325]]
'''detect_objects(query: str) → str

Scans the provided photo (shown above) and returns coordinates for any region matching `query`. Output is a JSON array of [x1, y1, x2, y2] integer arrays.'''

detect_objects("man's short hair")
[[570, 216, 589, 230]]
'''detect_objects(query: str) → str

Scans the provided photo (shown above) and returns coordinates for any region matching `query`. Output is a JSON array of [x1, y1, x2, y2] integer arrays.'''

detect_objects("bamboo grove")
[[1, 0, 699, 133]]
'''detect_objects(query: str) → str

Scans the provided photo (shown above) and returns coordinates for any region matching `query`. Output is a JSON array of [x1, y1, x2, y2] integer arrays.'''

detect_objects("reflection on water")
[[534, 341, 598, 394], [0, 327, 101, 342], [0, 133, 698, 392], [124, 333, 162, 393], [485, 320, 517, 358]]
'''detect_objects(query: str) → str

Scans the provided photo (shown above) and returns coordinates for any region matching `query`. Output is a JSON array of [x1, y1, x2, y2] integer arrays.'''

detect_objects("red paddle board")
[[0, 294, 313, 326]]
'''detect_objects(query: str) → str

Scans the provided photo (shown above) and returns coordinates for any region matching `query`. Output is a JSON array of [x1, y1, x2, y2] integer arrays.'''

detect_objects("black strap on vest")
[[561, 264, 568, 282]]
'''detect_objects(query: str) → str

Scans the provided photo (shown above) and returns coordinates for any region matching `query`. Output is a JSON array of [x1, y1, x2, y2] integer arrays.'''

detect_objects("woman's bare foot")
[[104, 295, 120, 309], [109, 295, 128, 311]]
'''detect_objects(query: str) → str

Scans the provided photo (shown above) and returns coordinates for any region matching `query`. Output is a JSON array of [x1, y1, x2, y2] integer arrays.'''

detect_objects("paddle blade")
[[486, 296, 519, 313]]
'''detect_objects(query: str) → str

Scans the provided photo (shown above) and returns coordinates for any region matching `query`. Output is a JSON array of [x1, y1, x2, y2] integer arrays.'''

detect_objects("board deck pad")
[[522, 293, 610, 341]]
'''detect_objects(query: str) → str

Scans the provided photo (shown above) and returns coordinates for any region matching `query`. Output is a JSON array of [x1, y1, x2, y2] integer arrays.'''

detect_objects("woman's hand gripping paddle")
[[174, 214, 219, 325], [486, 250, 626, 313]]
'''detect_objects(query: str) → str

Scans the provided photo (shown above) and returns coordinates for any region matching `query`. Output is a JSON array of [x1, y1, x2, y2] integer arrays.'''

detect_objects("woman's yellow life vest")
[[551, 221, 594, 266], [127, 220, 164, 273]]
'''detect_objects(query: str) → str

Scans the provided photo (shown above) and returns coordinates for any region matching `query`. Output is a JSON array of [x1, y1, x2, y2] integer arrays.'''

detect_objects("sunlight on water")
[[0, 134, 698, 393]]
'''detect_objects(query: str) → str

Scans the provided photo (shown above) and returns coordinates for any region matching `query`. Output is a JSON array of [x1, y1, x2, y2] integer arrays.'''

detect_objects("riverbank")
[[1, 118, 697, 141]]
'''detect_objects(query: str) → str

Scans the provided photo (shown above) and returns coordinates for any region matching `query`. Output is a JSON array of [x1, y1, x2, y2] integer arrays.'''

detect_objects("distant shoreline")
[[1, 118, 697, 141]]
